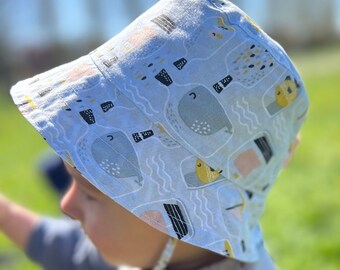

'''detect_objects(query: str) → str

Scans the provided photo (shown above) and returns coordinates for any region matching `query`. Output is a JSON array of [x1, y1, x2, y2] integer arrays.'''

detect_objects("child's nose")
[[60, 180, 83, 221]]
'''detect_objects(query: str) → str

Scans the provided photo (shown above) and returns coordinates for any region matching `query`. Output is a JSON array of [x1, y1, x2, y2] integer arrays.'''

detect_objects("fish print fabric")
[[10, 0, 309, 262]]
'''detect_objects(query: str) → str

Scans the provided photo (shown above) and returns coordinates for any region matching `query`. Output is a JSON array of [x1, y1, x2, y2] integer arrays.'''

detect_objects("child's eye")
[[85, 194, 97, 201]]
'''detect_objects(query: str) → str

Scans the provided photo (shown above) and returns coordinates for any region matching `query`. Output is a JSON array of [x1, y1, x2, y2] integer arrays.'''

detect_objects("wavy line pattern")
[[231, 96, 265, 135], [201, 190, 218, 228], [236, 101, 257, 130], [157, 155, 176, 192], [189, 192, 204, 228], [130, 83, 159, 114], [231, 105, 251, 133], [242, 97, 261, 126], [122, 83, 157, 117], [272, 114, 287, 146], [125, 89, 153, 117], [151, 156, 171, 193], [145, 158, 165, 195], [195, 190, 211, 230]]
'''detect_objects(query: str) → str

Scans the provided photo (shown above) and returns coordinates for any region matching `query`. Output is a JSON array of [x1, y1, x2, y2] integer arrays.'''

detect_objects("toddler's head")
[[11, 0, 309, 268]]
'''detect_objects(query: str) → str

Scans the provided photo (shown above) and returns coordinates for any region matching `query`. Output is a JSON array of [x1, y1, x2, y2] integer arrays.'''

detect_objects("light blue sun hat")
[[11, 0, 309, 263]]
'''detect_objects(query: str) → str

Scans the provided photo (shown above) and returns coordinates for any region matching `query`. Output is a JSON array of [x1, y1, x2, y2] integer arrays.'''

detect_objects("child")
[[10, 0, 309, 269], [0, 193, 115, 270], [1, 154, 114, 270]]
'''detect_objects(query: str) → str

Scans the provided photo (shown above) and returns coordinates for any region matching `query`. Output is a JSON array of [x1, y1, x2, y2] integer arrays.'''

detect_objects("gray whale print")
[[91, 131, 143, 187], [178, 86, 232, 136]]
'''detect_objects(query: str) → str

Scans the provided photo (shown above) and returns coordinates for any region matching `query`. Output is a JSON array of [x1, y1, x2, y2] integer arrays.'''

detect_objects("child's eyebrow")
[[74, 173, 97, 192], [75, 174, 102, 195]]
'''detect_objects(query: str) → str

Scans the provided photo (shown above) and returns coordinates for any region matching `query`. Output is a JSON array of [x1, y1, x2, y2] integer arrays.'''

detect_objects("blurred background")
[[0, 0, 340, 269]]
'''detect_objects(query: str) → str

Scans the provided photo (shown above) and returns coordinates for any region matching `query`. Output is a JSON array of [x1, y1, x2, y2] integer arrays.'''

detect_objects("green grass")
[[0, 92, 60, 270], [262, 44, 340, 269], [0, 43, 340, 269]]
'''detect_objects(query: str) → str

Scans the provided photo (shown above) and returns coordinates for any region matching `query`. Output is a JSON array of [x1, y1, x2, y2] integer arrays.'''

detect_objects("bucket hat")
[[11, 0, 309, 262]]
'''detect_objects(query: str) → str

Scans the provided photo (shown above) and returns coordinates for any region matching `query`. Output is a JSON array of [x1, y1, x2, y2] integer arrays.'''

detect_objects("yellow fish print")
[[196, 159, 223, 183]]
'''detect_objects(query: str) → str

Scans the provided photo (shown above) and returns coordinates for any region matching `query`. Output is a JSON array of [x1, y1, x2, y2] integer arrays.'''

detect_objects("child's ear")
[[284, 133, 301, 168]]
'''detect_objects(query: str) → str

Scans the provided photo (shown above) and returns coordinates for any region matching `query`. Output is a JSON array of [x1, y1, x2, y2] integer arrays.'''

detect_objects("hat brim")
[[10, 53, 245, 255], [10, 0, 309, 262]]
